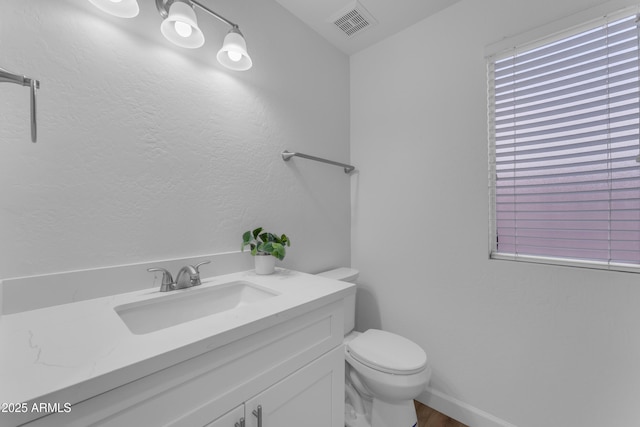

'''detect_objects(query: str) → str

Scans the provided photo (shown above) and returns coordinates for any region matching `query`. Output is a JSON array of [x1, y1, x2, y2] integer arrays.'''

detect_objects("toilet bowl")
[[317, 268, 431, 427]]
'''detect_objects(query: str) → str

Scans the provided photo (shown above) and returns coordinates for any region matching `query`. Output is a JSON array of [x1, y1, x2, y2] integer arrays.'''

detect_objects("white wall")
[[0, 0, 350, 279], [351, 1, 640, 426]]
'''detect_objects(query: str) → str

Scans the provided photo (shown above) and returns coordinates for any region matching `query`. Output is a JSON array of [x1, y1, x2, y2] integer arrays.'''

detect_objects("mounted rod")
[[0, 67, 40, 143], [282, 150, 355, 174], [191, 0, 238, 28], [156, 0, 238, 28]]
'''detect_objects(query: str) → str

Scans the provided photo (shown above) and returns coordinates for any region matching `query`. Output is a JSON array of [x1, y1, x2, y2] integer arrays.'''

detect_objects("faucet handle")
[[147, 267, 174, 292], [193, 260, 211, 273], [191, 260, 211, 286]]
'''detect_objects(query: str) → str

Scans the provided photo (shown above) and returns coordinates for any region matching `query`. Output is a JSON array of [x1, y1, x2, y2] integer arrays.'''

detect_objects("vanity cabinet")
[[206, 345, 344, 427], [244, 345, 343, 427], [22, 300, 345, 427], [205, 405, 244, 427]]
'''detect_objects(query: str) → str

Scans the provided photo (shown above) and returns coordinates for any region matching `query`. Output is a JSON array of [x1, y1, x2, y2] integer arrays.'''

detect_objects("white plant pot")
[[254, 254, 276, 275]]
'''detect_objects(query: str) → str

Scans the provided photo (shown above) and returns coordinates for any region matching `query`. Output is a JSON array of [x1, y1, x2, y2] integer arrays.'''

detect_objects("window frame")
[[487, 7, 640, 273]]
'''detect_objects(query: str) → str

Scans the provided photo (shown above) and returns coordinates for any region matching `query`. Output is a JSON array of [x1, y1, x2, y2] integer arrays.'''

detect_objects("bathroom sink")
[[115, 280, 279, 334]]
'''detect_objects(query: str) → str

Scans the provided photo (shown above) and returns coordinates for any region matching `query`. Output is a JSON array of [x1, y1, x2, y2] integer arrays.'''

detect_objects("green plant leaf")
[[280, 234, 290, 247], [260, 232, 280, 243], [271, 243, 285, 260], [252, 227, 263, 240], [242, 231, 252, 251]]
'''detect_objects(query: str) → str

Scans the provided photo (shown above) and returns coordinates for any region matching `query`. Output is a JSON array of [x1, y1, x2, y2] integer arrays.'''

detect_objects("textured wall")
[[351, 1, 640, 427], [0, 0, 350, 278]]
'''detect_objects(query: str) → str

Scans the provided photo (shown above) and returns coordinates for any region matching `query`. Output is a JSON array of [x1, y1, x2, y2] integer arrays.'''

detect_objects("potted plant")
[[241, 227, 291, 275]]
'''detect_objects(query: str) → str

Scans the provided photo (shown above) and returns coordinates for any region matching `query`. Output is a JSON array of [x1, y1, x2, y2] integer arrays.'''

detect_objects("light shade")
[[88, 0, 139, 18], [216, 28, 253, 71], [160, 1, 205, 49]]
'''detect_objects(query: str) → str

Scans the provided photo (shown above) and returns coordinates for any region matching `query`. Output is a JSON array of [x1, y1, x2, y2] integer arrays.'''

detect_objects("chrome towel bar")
[[0, 67, 40, 143], [282, 150, 355, 174]]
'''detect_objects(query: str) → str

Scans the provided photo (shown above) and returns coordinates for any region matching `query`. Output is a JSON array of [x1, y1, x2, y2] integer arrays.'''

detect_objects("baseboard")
[[417, 387, 518, 427]]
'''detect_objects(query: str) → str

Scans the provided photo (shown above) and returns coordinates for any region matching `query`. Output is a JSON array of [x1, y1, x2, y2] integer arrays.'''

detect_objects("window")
[[488, 11, 640, 271]]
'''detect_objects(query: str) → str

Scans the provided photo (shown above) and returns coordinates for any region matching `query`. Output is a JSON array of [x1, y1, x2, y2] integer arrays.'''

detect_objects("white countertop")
[[0, 269, 354, 423]]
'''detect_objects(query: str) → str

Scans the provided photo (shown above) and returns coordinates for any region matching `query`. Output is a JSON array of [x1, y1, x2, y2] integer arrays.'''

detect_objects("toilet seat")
[[346, 329, 427, 375]]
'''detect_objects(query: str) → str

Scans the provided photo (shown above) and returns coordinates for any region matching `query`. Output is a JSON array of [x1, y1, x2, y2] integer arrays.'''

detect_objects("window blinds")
[[488, 13, 640, 269]]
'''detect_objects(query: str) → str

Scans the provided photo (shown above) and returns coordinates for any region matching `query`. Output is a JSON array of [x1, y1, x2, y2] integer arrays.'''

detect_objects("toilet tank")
[[316, 268, 358, 335]]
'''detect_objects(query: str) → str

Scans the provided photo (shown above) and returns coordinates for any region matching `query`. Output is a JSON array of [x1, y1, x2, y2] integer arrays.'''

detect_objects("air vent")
[[330, 1, 377, 38]]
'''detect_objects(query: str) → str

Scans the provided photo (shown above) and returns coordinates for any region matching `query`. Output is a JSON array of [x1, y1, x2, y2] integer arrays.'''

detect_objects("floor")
[[415, 401, 469, 427]]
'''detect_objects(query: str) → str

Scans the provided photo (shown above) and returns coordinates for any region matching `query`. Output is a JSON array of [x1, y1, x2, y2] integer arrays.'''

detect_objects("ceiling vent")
[[329, 1, 378, 38]]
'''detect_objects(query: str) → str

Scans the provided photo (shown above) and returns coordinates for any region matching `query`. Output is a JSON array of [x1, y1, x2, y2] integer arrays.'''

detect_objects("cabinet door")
[[245, 345, 344, 427], [204, 404, 245, 427]]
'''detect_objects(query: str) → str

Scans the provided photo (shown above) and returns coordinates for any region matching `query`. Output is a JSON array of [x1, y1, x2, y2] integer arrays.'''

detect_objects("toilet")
[[317, 268, 431, 427]]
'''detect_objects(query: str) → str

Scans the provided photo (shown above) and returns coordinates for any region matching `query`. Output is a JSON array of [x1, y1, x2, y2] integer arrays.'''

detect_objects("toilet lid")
[[346, 329, 427, 375]]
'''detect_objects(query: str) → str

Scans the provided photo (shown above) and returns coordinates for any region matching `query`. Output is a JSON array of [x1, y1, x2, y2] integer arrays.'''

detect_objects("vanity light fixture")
[[157, 0, 253, 71], [159, 0, 204, 48], [88, 0, 140, 18], [216, 27, 252, 71], [87, 0, 253, 71]]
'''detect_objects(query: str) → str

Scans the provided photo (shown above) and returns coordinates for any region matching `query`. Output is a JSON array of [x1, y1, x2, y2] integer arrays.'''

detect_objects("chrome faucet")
[[147, 260, 211, 292], [175, 265, 199, 289]]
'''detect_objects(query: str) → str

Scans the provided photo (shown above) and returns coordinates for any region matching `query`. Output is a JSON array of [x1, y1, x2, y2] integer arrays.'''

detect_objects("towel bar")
[[282, 150, 355, 174]]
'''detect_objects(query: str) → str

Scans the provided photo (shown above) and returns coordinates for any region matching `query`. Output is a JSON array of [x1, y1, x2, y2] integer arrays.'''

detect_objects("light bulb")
[[174, 21, 193, 38], [217, 28, 252, 70], [227, 51, 243, 62]]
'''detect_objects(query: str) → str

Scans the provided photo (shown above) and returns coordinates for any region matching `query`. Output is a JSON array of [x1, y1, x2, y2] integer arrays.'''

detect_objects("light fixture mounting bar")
[[190, 0, 238, 29], [156, 0, 238, 29]]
